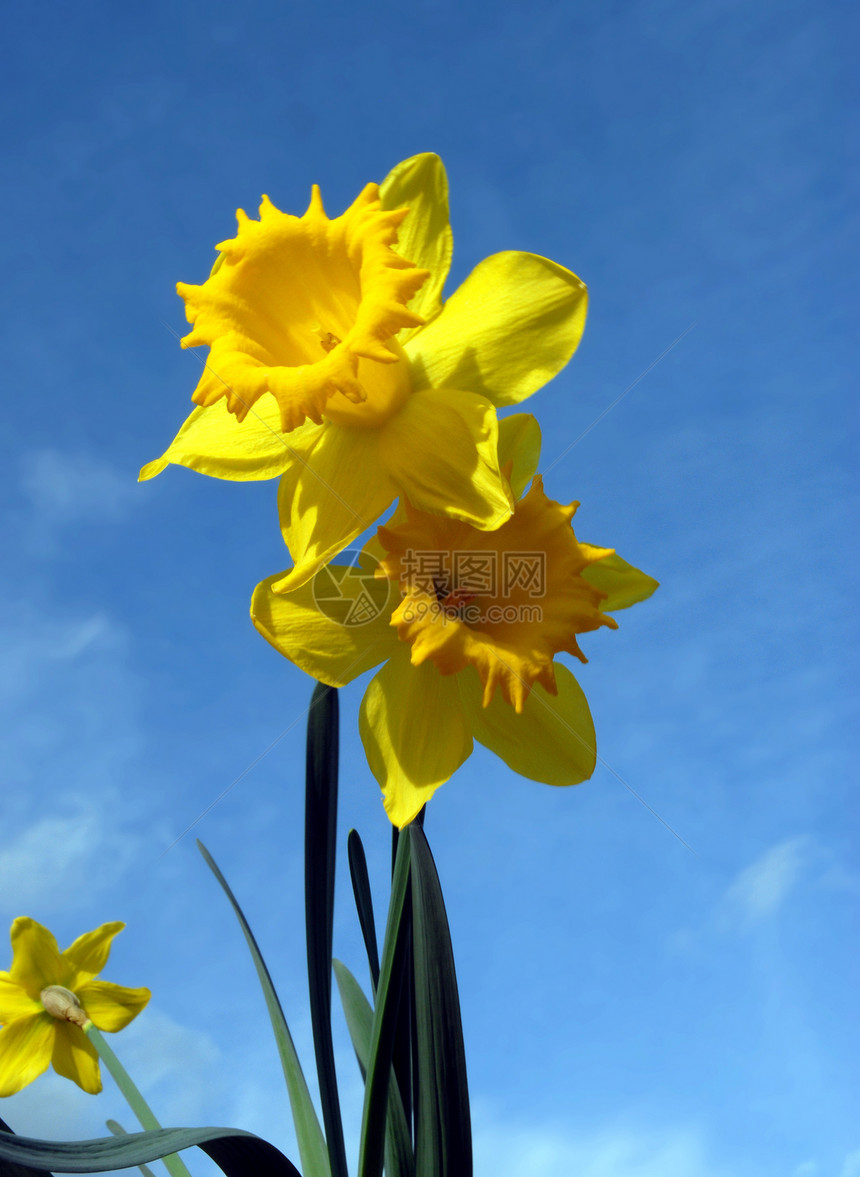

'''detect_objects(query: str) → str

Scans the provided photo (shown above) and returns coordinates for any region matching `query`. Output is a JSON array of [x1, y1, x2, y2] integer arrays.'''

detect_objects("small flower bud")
[[40, 985, 89, 1028]]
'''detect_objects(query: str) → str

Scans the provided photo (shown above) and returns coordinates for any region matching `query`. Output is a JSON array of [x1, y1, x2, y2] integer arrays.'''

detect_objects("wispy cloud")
[[0, 806, 141, 913], [472, 1111, 731, 1177], [0, 604, 148, 921], [19, 449, 138, 526], [1, 606, 138, 805], [723, 836, 811, 927], [1, 611, 122, 695], [119, 1007, 224, 1124], [0, 1008, 225, 1176]]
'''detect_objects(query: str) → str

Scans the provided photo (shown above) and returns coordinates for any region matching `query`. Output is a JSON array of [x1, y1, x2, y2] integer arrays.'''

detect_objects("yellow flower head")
[[0, 918, 150, 1096], [251, 416, 658, 827], [142, 155, 589, 590]]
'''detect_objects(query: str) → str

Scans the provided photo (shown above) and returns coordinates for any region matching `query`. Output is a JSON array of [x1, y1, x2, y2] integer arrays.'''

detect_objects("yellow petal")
[[139, 401, 320, 482], [361, 502, 406, 567], [62, 922, 125, 988], [0, 1013, 54, 1096], [380, 153, 453, 335], [51, 1022, 101, 1093], [7, 919, 67, 997], [251, 565, 400, 686], [76, 981, 151, 1033], [0, 976, 42, 1024], [581, 552, 659, 612], [497, 413, 542, 498], [459, 662, 596, 785], [406, 252, 587, 407], [273, 422, 397, 592], [359, 647, 473, 828], [378, 388, 513, 529]]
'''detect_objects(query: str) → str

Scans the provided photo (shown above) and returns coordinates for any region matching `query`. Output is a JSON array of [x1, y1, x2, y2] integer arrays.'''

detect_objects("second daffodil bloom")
[[0, 918, 150, 1096], [141, 154, 589, 589], [251, 416, 658, 827]]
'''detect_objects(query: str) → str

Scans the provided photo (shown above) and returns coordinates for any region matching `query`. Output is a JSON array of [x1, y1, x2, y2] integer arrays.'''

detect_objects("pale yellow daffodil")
[[141, 154, 589, 589], [0, 918, 150, 1096], [251, 416, 658, 827]]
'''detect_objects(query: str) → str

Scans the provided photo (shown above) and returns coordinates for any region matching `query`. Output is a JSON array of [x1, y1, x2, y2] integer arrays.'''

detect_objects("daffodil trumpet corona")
[[141, 153, 589, 589], [251, 415, 658, 828]]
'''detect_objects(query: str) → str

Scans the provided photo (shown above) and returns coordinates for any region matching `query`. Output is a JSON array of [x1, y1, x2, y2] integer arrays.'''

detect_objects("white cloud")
[[119, 1008, 223, 1123], [0, 607, 146, 918], [20, 449, 137, 525], [0, 611, 125, 705], [0, 606, 140, 818], [472, 1112, 730, 1177], [0, 1009, 225, 1177], [0, 807, 141, 913], [841, 1150, 860, 1177], [723, 837, 810, 926]]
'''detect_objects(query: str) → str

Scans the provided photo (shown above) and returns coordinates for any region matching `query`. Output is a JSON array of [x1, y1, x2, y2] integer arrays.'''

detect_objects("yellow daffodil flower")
[[0, 918, 150, 1096], [250, 416, 658, 827], [141, 154, 589, 590]]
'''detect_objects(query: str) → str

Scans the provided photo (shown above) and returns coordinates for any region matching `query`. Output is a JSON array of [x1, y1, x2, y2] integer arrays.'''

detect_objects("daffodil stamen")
[[40, 985, 89, 1028], [316, 331, 341, 354]]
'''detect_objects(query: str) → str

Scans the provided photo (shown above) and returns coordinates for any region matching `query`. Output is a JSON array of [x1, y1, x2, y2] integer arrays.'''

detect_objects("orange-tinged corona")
[[376, 476, 618, 713]]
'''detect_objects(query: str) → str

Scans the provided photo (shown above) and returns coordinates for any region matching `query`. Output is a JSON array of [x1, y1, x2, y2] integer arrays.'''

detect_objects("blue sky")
[[0, 0, 856, 1174]]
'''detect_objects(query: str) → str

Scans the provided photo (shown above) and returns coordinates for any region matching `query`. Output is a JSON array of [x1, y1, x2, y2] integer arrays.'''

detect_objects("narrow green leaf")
[[408, 825, 472, 1177], [391, 936, 414, 1138], [304, 682, 348, 1177], [0, 1126, 300, 1176], [197, 841, 330, 1177], [390, 819, 421, 1129], [85, 1025, 191, 1177], [105, 1121, 157, 1177], [333, 961, 415, 1177], [358, 831, 412, 1177], [347, 830, 380, 991], [0, 1114, 49, 1176]]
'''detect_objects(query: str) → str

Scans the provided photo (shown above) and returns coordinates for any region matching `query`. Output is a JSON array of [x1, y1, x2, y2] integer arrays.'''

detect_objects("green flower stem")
[[84, 1023, 193, 1177]]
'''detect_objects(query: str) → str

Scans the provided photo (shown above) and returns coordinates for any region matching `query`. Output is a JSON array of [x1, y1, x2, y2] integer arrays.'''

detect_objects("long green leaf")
[[347, 830, 380, 991], [105, 1122, 157, 1177], [304, 682, 348, 1177], [333, 961, 415, 1177], [389, 828, 414, 1136], [0, 1114, 48, 1176], [358, 831, 412, 1177], [408, 825, 472, 1177], [197, 841, 330, 1177], [0, 1126, 300, 1175], [85, 1025, 190, 1177]]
